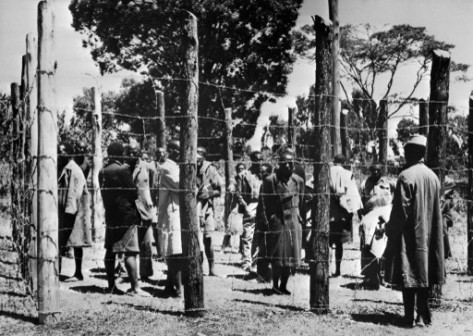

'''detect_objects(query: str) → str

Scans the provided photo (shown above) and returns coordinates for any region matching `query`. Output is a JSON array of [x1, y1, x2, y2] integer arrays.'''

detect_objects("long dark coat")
[[384, 161, 445, 288], [257, 172, 304, 268], [99, 160, 140, 253]]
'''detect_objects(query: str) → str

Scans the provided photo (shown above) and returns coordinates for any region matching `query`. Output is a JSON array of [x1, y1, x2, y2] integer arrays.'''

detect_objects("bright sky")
[[1, 0, 472, 148]]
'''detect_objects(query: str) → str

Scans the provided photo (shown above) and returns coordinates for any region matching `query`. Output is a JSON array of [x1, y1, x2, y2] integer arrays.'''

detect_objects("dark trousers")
[[402, 287, 431, 325]]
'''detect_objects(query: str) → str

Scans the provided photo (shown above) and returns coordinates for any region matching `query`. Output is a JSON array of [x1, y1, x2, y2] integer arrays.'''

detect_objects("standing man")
[[58, 141, 92, 281], [383, 134, 444, 327], [126, 143, 157, 281], [235, 151, 263, 274], [258, 150, 305, 294], [157, 140, 183, 297], [196, 146, 225, 276], [329, 154, 362, 277], [99, 142, 148, 296]]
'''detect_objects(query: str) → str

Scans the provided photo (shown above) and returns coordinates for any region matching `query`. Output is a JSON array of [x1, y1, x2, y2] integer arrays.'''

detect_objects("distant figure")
[[329, 154, 362, 277], [99, 142, 149, 296], [157, 140, 183, 297], [258, 150, 304, 294], [196, 146, 225, 276], [382, 134, 444, 328], [58, 141, 92, 282]]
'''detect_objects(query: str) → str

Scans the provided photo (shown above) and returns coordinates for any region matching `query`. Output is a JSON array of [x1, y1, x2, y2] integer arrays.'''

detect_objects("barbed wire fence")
[[2, 2, 473, 329]]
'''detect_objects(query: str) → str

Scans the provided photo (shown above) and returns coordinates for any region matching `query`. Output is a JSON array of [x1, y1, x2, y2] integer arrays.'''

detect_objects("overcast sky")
[[1, 0, 472, 148]]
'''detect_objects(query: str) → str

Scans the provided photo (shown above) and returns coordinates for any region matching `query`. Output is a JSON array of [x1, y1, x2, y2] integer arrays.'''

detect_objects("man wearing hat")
[[329, 154, 362, 277], [99, 142, 149, 296], [196, 146, 225, 276], [382, 134, 444, 327]]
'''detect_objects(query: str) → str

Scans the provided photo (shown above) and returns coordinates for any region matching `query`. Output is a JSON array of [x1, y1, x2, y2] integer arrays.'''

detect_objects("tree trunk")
[[156, 90, 166, 150], [427, 49, 450, 308], [378, 99, 388, 173], [180, 10, 204, 316], [309, 15, 332, 315], [467, 91, 473, 275], [328, 0, 341, 156], [419, 98, 429, 137], [91, 87, 103, 242], [37, 0, 60, 324]]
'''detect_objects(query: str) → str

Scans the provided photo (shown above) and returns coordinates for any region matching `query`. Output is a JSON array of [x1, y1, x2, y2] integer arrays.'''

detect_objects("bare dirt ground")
[[2, 213, 473, 336]]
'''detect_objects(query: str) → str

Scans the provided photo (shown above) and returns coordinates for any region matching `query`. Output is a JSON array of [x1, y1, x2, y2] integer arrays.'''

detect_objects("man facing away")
[[382, 134, 444, 327]]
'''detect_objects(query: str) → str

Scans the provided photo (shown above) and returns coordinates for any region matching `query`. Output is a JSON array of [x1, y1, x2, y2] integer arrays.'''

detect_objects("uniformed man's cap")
[[406, 134, 427, 147]]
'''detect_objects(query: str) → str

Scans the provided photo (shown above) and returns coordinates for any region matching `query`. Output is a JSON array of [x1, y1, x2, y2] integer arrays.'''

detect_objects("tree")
[[293, 23, 469, 143], [69, 0, 303, 156], [396, 117, 417, 143]]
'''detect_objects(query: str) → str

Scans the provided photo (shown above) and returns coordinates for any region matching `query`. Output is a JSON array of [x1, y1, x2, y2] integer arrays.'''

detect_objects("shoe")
[[63, 275, 84, 283], [279, 287, 291, 295], [126, 288, 151, 297]]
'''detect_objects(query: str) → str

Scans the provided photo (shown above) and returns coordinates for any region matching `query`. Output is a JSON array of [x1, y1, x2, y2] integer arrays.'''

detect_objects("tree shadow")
[[233, 287, 278, 296], [0, 310, 38, 324], [217, 261, 244, 267], [141, 278, 166, 287], [120, 302, 185, 317], [352, 298, 403, 306], [351, 312, 408, 328], [233, 298, 307, 312], [89, 267, 106, 274], [69, 285, 124, 295], [226, 273, 259, 281], [140, 286, 174, 299], [342, 274, 364, 280]]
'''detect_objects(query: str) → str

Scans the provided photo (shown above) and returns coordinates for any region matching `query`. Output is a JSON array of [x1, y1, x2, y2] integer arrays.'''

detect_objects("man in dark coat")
[[257, 150, 304, 295], [99, 142, 149, 296], [382, 134, 444, 327]]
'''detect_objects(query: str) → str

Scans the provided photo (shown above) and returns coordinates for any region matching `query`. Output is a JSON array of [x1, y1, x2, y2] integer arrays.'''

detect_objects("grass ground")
[[1, 211, 473, 336]]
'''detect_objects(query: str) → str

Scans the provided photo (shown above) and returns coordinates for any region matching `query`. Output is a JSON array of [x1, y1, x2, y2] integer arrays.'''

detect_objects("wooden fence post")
[[419, 98, 429, 136], [378, 99, 388, 172], [37, 0, 60, 324], [288, 107, 295, 150], [468, 92, 473, 275], [91, 86, 103, 241], [340, 109, 350, 160], [309, 15, 332, 315], [427, 49, 450, 307], [223, 107, 234, 248], [180, 9, 204, 316], [328, 0, 341, 156], [156, 90, 167, 150]]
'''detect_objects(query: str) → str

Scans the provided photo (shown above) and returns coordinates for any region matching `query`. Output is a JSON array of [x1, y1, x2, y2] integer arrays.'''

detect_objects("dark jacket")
[[384, 161, 445, 288]]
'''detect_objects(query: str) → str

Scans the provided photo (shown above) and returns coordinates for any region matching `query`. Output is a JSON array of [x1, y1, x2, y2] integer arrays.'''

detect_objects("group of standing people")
[[57, 133, 447, 327]]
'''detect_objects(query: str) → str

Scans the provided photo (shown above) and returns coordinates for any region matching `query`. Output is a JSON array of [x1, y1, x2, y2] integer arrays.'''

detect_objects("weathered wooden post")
[[288, 107, 295, 150], [328, 0, 341, 156], [427, 49, 450, 307], [26, 34, 38, 293], [91, 86, 103, 241], [222, 107, 234, 248], [37, 0, 60, 324], [309, 15, 332, 315], [180, 9, 204, 316], [156, 90, 166, 150], [340, 109, 350, 159], [378, 99, 388, 172], [419, 98, 429, 137], [467, 91, 473, 275]]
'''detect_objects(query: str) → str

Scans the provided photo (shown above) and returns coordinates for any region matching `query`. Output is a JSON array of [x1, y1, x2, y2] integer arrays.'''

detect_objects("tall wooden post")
[[378, 99, 388, 172], [180, 10, 204, 316], [340, 109, 350, 159], [156, 90, 166, 150], [288, 107, 295, 150], [419, 98, 429, 137], [91, 86, 103, 241], [37, 0, 60, 324], [309, 15, 332, 315], [223, 107, 234, 247], [427, 49, 450, 307], [26, 33, 38, 293], [328, 0, 341, 156], [468, 91, 473, 275]]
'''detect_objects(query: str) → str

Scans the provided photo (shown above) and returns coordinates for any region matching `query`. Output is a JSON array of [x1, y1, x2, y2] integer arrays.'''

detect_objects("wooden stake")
[[288, 107, 294, 150], [180, 10, 204, 316], [419, 98, 429, 136], [37, 0, 60, 324], [309, 15, 332, 315], [426, 49, 450, 308], [26, 34, 38, 294], [328, 0, 341, 156], [378, 99, 388, 172], [340, 110, 350, 159], [156, 90, 166, 150], [91, 86, 103, 242], [468, 91, 473, 275]]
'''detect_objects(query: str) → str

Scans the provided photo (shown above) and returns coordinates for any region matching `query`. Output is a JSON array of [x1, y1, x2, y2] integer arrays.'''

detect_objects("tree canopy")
[[69, 0, 303, 156]]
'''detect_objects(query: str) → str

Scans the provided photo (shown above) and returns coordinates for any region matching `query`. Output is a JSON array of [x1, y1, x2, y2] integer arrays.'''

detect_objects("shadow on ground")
[[351, 312, 407, 328]]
